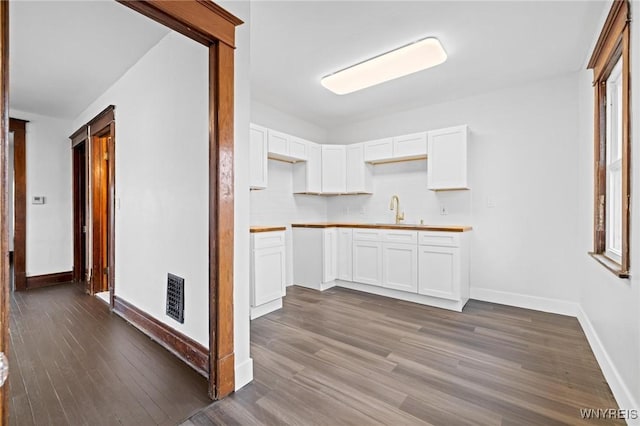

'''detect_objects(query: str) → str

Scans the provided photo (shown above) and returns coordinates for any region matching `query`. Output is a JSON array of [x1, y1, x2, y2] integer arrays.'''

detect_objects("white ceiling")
[[250, 1, 607, 128], [10, 1, 170, 119]]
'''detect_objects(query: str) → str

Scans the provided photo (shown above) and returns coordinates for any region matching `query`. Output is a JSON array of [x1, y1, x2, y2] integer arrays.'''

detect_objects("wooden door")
[[90, 122, 114, 296]]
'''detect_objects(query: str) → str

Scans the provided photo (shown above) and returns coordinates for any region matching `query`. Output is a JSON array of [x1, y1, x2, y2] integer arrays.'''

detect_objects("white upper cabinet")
[[346, 143, 373, 194], [267, 129, 307, 162], [363, 138, 393, 162], [393, 132, 427, 160], [293, 142, 322, 193], [249, 124, 268, 190], [321, 145, 347, 193], [364, 132, 427, 164], [427, 125, 468, 190]]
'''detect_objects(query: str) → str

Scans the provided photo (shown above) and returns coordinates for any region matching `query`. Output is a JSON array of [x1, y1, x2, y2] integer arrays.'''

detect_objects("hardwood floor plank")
[[9, 282, 210, 426], [185, 286, 621, 426]]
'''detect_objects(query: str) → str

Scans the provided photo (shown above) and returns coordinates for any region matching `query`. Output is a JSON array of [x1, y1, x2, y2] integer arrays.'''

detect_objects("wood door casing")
[[0, 1, 9, 421], [8, 119, 26, 291]]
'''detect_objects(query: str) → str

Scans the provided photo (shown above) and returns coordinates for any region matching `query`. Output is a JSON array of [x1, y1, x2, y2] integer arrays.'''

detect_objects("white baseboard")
[[471, 287, 638, 424], [235, 358, 254, 391], [470, 287, 579, 316], [576, 306, 639, 424]]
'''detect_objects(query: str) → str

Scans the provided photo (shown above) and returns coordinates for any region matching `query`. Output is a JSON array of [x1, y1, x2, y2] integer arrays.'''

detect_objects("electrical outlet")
[[440, 206, 448, 215], [487, 196, 497, 208]]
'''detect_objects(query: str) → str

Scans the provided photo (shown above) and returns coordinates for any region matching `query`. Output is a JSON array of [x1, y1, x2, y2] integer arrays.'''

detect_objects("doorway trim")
[[8, 119, 26, 291], [88, 106, 115, 305], [114, 0, 243, 400]]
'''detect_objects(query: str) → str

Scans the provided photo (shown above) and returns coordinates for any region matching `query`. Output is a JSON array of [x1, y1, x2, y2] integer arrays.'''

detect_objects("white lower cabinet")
[[352, 240, 383, 286], [382, 243, 418, 292], [337, 228, 353, 281], [251, 231, 286, 319], [293, 226, 471, 312], [417, 231, 469, 305], [418, 245, 459, 300]]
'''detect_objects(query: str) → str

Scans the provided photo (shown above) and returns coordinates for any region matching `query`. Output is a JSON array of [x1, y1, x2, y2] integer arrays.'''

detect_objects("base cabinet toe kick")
[[292, 226, 471, 312]]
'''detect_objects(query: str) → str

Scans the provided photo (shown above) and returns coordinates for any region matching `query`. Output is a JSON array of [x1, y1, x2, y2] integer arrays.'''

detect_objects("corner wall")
[[574, 0, 640, 413]]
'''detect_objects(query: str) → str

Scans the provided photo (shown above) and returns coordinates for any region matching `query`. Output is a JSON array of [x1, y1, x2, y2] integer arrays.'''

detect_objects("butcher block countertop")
[[291, 223, 472, 232], [250, 226, 287, 233]]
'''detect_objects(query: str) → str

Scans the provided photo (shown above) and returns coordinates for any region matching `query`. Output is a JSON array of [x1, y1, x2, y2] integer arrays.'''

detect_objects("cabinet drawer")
[[353, 229, 383, 242], [382, 230, 417, 244], [252, 231, 285, 249], [418, 232, 460, 247]]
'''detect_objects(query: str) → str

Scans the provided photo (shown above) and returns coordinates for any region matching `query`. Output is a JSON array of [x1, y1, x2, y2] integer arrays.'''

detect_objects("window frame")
[[587, 0, 631, 278]]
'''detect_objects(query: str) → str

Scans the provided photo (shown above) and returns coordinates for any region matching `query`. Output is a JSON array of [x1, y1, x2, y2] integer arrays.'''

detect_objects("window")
[[587, 0, 630, 277]]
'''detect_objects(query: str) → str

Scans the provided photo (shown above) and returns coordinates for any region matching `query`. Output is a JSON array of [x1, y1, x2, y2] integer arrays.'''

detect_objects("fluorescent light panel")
[[321, 37, 447, 95]]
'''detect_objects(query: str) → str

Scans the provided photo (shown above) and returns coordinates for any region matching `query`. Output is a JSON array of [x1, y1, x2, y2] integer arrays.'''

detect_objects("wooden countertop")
[[291, 223, 472, 232], [250, 226, 286, 233]]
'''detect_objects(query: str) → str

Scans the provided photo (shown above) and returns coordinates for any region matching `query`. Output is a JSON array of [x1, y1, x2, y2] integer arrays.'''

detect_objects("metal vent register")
[[166, 273, 185, 323]]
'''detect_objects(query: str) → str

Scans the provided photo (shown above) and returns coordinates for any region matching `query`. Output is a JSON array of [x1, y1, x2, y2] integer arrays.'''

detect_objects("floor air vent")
[[166, 273, 185, 323]]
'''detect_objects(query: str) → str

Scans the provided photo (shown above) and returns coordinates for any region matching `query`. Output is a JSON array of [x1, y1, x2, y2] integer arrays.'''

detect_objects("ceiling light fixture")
[[321, 37, 447, 95]]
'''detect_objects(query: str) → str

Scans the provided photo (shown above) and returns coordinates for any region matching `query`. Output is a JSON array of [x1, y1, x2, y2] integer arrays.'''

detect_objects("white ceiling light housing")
[[321, 37, 447, 95]]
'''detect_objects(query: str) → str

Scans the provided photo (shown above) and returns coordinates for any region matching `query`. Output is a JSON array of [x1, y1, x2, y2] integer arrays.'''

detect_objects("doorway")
[[72, 134, 87, 285], [72, 108, 116, 304]]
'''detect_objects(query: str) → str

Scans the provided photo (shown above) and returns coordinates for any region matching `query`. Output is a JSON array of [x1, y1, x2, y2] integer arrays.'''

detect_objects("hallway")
[[8, 283, 210, 425]]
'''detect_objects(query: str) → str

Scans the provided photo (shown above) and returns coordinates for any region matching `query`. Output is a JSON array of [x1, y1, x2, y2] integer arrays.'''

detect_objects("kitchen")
[[232, 0, 640, 423]]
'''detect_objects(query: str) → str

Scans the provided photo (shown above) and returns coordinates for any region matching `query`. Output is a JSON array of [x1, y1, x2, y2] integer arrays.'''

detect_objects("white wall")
[[574, 0, 640, 413], [10, 109, 73, 276], [328, 74, 582, 303], [251, 99, 328, 143], [72, 33, 210, 346]]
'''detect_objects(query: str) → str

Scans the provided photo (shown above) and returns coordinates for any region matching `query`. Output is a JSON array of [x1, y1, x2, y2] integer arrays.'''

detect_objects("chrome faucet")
[[389, 195, 405, 224]]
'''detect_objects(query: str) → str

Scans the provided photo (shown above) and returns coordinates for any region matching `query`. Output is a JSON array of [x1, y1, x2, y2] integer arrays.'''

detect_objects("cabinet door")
[[252, 245, 286, 306], [352, 241, 383, 286], [307, 143, 322, 193], [346, 144, 372, 193], [323, 228, 338, 283], [267, 129, 289, 157], [321, 145, 347, 193], [249, 124, 268, 189], [418, 245, 460, 300], [427, 125, 468, 190], [337, 228, 353, 281], [382, 243, 418, 292], [289, 137, 308, 161], [393, 132, 427, 159], [363, 138, 393, 162]]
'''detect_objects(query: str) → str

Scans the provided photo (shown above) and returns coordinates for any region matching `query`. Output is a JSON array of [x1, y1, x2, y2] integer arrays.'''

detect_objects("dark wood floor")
[[9, 282, 210, 426], [186, 286, 621, 426]]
